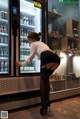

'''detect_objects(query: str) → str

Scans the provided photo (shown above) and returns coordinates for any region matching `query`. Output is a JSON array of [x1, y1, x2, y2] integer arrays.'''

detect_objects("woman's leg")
[[41, 62, 59, 71], [40, 68, 53, 115]]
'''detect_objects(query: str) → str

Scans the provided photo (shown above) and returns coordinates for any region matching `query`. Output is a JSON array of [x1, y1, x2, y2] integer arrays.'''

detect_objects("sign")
[[59, 0, 79, 4], [34, 1, 42, 8]]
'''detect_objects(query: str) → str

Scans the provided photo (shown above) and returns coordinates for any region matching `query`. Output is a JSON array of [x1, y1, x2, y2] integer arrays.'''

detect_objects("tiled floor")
[[9, 96, 80, 119]]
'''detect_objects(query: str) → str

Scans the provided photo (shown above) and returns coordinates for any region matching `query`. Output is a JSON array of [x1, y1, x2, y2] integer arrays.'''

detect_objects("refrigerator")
[[0, 0, 45, 96], [0, 0, 45, 76], [0, 0, 11, 76], [15, 0, 44, 75]]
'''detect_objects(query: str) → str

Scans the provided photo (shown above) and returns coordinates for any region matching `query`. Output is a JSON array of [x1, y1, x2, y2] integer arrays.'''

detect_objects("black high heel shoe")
[[47, 101, 50, 112], [40, 101, 51, 116], [40, 104, 48, 116], [40, 107, 47, 116]]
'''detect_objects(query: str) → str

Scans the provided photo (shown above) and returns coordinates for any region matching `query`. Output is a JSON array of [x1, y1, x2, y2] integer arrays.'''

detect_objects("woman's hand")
[[16, 61, 22, 66]]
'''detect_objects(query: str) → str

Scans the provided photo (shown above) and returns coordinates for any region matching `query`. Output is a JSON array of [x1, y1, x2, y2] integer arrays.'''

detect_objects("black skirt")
[[41, 51, 60, 66]]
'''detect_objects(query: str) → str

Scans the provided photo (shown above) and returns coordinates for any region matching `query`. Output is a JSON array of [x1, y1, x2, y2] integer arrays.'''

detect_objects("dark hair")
[[28, 32, 41, 41]]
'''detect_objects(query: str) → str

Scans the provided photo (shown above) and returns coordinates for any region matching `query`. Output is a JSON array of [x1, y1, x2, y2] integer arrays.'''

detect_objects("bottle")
[[22, 50, 24, 59], [4, 61, 8, 67], [4, 11, 8, 20], [28, 16, 30, 25], [4, 61, 8, 72], [23, 16, 26, 24], [0, 61, 1, 72], [32, 61, 34, 71], [0, 49, 1, 57], [20, 28, 24, 36], [24, 66, 26, 71], [26, 16, 29, 25], [0, 25, 3, 32], [20, 14, 23, 24], [4, 36, 8, 44], [23, 38, 25, 46], [3, 25, 7, 33], [26, 29, 28, 37], [1, 49, 4, 57], [1, 36, 4, 43], [29, 16, 31, 25], [21, 38, 24, 46], [20, 50, 22, 59], [1, 61, 4, 72], [20, 66, 22, 71], [24, 28, 26, 36], [0, 11, 4, 19], [0, 11, 1, 18], [0, 36, 1, 43], [31, 16, 33, 25], [3, 49, 5, 57]]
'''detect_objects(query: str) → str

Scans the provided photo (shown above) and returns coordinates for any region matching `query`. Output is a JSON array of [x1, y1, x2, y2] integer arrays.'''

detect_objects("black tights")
[[40, 68, 53, 107]]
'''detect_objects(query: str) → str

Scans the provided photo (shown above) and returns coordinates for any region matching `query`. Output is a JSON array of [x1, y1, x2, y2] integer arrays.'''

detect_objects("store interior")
[[0, 0, 80, 111]]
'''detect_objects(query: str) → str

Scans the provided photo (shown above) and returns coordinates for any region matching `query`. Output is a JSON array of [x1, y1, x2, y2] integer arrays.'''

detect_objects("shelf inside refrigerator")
[[20, 56, 30, 61], [0, 43, 8, 46], [20, 70, 36, 73], [20, 45, 30, 49], [0, 18, 8, 23], [20, 24, 35, 28], [0, 57, 8, 60], [0, 71, 8, 74], [20, 36, 28, 39], [0, 32, 8, 36]]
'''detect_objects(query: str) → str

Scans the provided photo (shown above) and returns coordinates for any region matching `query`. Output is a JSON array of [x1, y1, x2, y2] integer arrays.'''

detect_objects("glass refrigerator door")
[[20, 0, 42, 73], [0, 0, 10, 74]]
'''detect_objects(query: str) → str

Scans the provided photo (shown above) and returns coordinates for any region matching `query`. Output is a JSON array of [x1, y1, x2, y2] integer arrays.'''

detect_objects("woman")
[[16, 32, 60, 116]]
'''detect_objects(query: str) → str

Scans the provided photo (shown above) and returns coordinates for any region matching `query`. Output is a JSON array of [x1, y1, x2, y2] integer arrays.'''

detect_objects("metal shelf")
[[48, 11, 62, 19]]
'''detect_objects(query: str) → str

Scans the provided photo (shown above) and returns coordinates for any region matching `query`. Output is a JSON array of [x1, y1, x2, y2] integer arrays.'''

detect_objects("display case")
[[50, 73, 80, 92], [19, 0, 42, 74]]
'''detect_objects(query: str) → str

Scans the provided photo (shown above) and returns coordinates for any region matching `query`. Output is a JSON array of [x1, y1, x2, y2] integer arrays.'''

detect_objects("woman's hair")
[[28, 32, 42, 41]]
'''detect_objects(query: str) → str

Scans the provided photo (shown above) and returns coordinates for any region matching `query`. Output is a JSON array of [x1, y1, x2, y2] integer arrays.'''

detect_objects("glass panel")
[[0, 0, 9, 74], [20, 0, 42, 73]]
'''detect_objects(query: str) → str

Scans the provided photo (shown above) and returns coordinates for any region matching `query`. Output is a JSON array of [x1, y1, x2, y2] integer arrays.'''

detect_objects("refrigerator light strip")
[[0, 57, 8, 60], [0, 43, 8, 46], [20, 46, 30, 49], [20, 36, 28, 39], [0, 18, 8, 23], [0, 32, 8, 36], [20, 24, 35, 28]]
